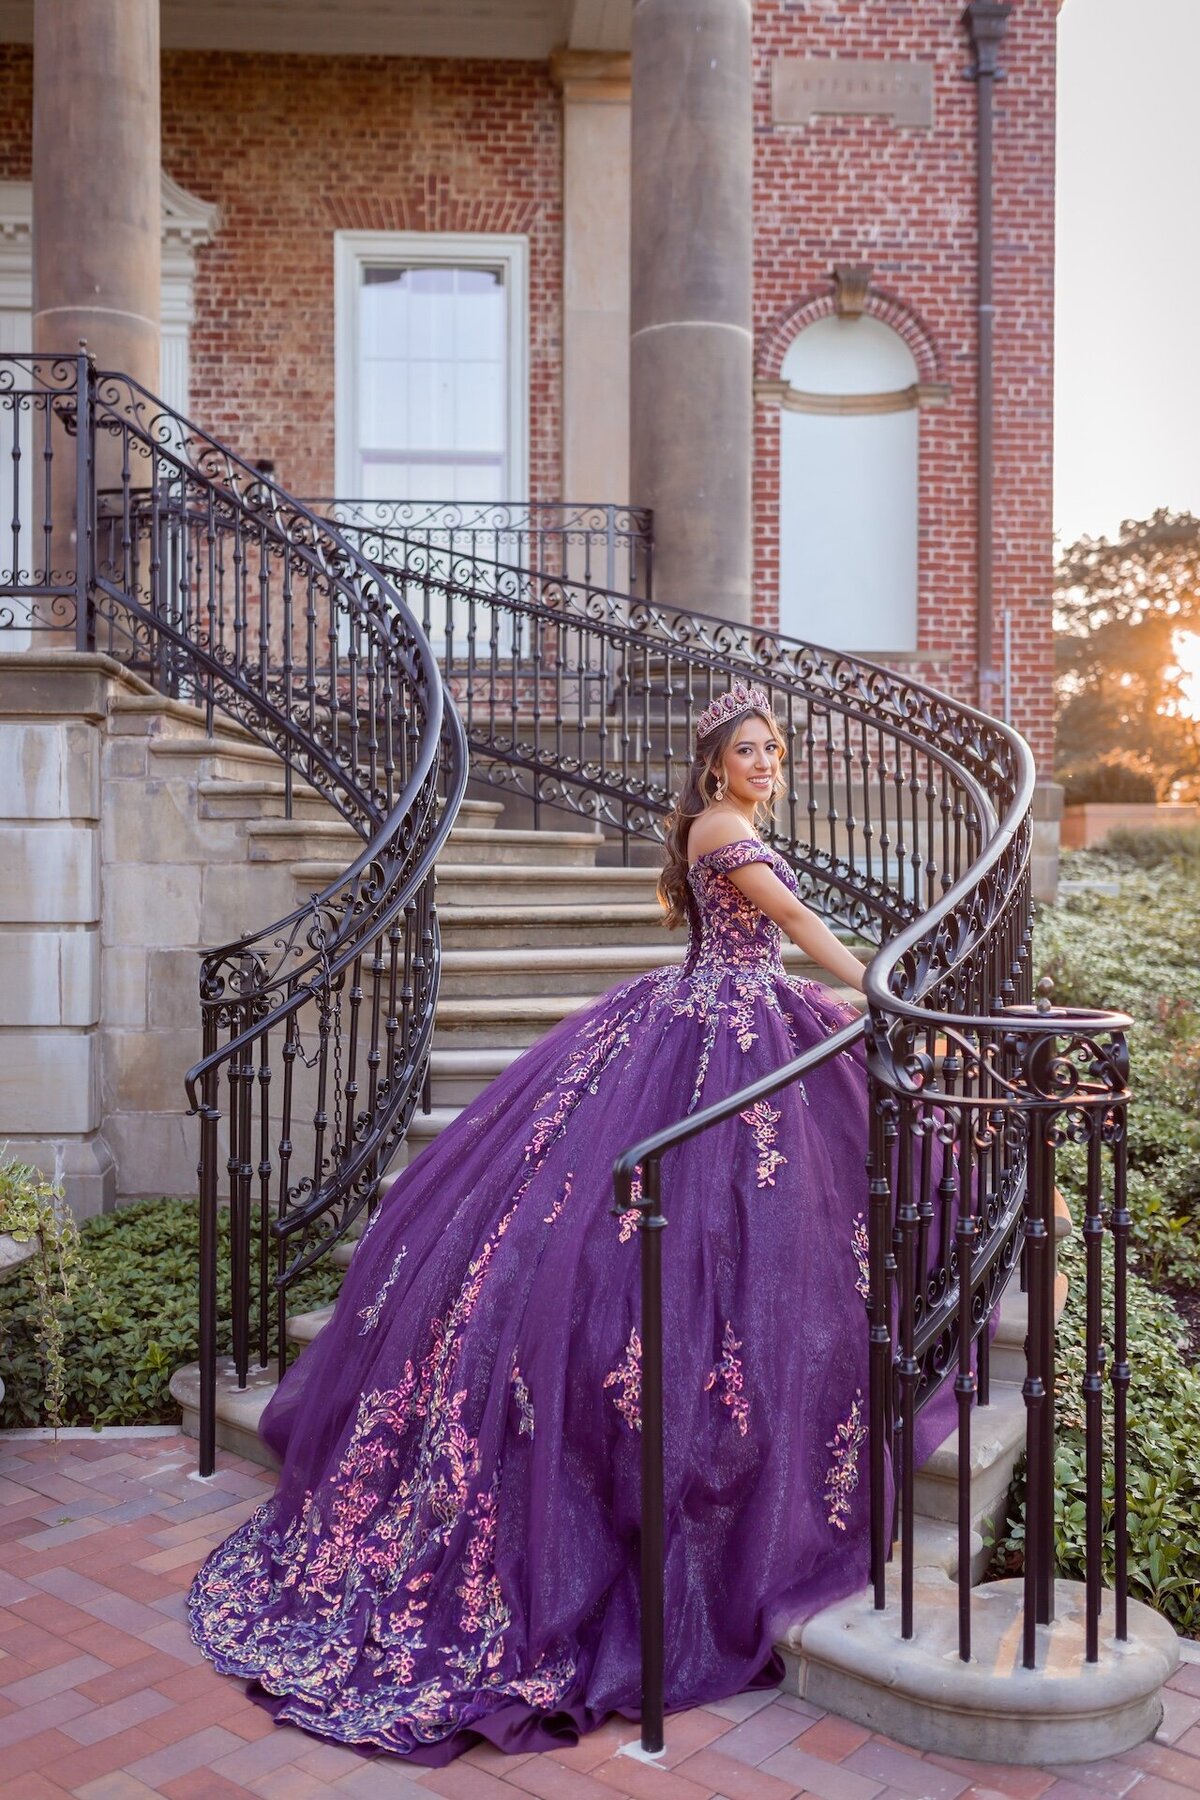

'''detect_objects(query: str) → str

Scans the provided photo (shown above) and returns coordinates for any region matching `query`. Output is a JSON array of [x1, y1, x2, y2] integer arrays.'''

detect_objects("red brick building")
[[0, 0, 1056, 766]]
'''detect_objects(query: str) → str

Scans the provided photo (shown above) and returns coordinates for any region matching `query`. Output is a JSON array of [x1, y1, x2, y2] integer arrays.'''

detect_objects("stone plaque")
[[771, 57, 934, 129]]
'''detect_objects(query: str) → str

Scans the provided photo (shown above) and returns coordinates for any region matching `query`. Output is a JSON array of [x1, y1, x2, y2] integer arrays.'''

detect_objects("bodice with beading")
[[684, 837, 795, 976]]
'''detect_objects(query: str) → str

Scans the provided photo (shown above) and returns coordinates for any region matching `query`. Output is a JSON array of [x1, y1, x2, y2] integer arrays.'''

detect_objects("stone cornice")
[[754, 378, 950, 414], [0, 171, 220, 252], [549, 46, 631, 102]]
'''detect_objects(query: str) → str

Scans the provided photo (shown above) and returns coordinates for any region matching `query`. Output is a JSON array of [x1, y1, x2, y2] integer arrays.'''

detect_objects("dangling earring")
[[713, 772, 728, 803]]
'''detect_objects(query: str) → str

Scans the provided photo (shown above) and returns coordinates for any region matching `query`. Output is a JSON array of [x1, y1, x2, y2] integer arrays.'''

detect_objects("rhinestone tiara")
[[694, 682, 774, 746]]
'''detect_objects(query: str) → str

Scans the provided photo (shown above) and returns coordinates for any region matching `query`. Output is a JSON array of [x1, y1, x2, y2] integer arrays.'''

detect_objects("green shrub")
[[1061, 763, 1158, 805], [1099, 824, 1200, 868], [0, 1196, 343, 1430], [0, 1154, 85, 1431], [991, 1229, 1200, 1637], [1034, 857, 1200, 1295]]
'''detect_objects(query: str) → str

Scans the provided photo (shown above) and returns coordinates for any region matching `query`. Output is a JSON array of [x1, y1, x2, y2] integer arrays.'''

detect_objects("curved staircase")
[[0, 351, 1178, 1763]]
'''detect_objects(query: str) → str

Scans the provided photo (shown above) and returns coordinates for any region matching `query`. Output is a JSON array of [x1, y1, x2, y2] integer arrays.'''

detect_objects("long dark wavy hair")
[[657, 704, 786, 929]]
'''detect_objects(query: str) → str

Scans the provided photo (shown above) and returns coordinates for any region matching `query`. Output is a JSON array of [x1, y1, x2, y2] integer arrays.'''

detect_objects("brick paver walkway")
[[1, 1433, 1198, 1800]]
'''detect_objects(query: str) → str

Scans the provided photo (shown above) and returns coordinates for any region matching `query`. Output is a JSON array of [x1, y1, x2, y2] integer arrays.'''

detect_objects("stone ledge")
[[170, 1355, 280, 1472], [781, 1572, 1179, 1764]]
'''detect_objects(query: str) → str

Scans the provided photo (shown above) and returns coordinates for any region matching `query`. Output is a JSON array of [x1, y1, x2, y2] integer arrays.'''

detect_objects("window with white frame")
[[334, 231, 529, 505], [778, 314, 919, 654]]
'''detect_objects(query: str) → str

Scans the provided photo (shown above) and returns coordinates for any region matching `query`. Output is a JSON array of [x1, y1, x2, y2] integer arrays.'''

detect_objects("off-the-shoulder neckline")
[[686, 837, 771, 872]]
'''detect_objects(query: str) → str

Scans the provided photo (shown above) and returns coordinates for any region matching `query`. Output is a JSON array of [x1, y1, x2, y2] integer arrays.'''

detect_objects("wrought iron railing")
[[310, 497, 653, 600], [0, 355, 1133, 1731], [0, 351, 468, 1476], [336, 534, 1133, 1730]]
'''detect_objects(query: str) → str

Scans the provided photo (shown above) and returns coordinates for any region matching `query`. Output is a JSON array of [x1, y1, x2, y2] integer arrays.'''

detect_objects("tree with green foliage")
[[1055, 509, 1200, 799]]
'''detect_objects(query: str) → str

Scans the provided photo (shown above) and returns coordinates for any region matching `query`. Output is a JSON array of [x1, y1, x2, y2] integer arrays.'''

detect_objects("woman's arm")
[[728, 860, 866, 994]]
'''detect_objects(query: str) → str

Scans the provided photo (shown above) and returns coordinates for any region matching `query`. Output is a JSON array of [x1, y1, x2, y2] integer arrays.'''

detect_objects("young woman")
[[188, 681, 888, 1762]]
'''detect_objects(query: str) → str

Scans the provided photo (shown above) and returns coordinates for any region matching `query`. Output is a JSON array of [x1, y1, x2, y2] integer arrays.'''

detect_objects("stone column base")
[[1032, 779, 1064, 904], [0, 1135, 116, 1221], [780, 1571, 1179, 1764]]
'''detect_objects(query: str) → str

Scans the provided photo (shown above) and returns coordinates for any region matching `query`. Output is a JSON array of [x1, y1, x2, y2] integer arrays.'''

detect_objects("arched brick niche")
[[752, 275, 948, 652]]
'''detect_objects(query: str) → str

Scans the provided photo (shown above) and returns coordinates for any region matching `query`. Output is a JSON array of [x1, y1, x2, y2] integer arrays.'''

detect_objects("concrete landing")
[[781, 1571, 1180, 1764]]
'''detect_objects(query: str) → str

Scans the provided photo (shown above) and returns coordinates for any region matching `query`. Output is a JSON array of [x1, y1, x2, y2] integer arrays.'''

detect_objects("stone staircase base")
[[780, 1572, 1180, 1763], [169, 1356, 281, 1472]]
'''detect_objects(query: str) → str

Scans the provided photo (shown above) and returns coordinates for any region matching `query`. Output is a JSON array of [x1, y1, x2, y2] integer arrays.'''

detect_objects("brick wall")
[[158, 51, 563, 507], [0, 43, 29, 174], [0, 3, 1056, 763], [0, 47, 563, 509], [751, 0, 1057, 764]]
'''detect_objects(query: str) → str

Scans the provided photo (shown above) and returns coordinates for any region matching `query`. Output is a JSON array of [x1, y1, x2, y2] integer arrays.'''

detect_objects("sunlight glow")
[[1171, 631, 1200, 719]]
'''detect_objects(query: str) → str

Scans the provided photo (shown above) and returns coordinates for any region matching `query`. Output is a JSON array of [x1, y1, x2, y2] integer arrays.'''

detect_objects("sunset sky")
[[1054, 0, 1200, 547]]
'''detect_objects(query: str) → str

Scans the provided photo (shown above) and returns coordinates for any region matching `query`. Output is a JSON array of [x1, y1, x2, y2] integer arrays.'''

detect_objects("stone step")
[[247, 811, 548, 866], [197, 776, 338, 821], [434, 862, 661, 907], [437, 902, 673, 949], [432, 993, 592, 1048], [435, 826, 605, 867], [287, 1304, 335, 1346], [170, 1358, 280, 1471], [989, 1271, 1069, 1386], [912, 1203, 1072, 1579], [782, 1570, 1179, 1764], [454, 799, 506, 831], [247, 817, 361, 861], [292, 859, 663, 909], [147, 733, 289, 784], [911, 1379, 1027, 1578], [438, 941, 858, 1000], [110, 691, 261, 747], [428, 1046, 522, 1106]]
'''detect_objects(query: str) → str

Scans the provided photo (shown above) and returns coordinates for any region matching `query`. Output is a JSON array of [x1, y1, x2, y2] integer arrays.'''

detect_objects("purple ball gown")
[[186, 838, 894, 1760]]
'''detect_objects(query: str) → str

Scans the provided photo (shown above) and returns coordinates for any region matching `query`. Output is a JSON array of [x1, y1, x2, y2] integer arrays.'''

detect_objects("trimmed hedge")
[[0, 1196, 343, 1430], [1061, 763, 1158, 805]]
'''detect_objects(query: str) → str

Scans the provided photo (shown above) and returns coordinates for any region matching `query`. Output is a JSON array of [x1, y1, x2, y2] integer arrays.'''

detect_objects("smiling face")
[[712, 712, 784, 811]]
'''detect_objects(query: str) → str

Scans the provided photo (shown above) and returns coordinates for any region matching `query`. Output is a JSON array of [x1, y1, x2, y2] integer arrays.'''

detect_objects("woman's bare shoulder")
[[686, 809, 759, 865]]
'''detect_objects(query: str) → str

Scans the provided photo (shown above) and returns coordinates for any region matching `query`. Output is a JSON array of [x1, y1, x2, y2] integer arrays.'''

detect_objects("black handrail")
[[612, 1020, 866, 1753]]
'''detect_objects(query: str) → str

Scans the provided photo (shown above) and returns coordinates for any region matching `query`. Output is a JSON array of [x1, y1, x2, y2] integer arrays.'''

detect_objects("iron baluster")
[[955, 1112, 978, 1663], [1111, 1119, 1130, 1641], [896, 1096, 919, 1640], [1083, 1118, 1104, 1663]]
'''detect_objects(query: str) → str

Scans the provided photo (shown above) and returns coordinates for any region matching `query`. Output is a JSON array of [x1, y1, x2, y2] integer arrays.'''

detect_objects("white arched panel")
[[777, 313, 920, 655], [779, 407, 918, 653], [782, 313, 918, 396]]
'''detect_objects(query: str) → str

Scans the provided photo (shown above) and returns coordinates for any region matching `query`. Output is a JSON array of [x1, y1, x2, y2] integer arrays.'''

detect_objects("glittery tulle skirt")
[[186, 961, 950, 1762]]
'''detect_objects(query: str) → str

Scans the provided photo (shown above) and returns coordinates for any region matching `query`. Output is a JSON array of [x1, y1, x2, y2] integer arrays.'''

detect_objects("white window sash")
[[333, 229, 530, 507]]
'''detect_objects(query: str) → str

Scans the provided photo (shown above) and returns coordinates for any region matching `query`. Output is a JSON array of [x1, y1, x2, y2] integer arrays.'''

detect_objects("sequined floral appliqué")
[[604, 1328, 642, 1432], [188, 1180, 577, 1752], [510, 1360, 535, 1439], [704, 1321, 750, 1436], [824, 1391, 867, 1530], [739, 1099, 788, 1188], [851, 1213, 870, 1301], [356, 1246, 408, 1334], [616, 1167, 643, 1244]]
